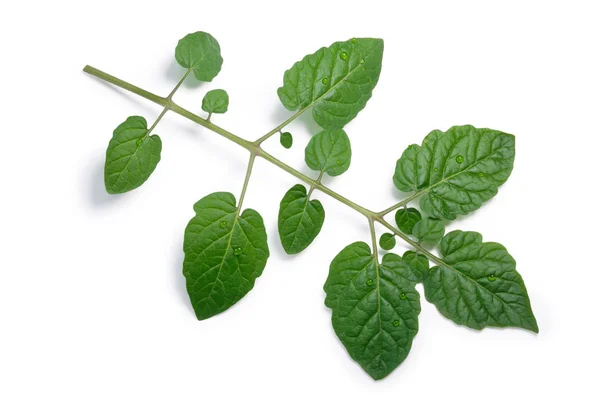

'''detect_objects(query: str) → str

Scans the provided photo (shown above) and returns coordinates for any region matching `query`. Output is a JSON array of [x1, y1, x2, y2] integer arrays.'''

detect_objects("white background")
[[1, 0, 599, 398]]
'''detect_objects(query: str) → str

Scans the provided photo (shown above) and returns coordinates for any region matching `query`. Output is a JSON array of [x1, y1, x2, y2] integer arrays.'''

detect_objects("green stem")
[[254, 109, 304, 145], [307, 170, 325, 197], [83, 65, 167, 106], [147, 107, 169, 136], [368, 217, 379, 261], [83, 65, 445, 267], [167, 68, 193, 100], [374, 216, 445, 266], [376, 190, 422, 217], [236, 153, 256, 215]]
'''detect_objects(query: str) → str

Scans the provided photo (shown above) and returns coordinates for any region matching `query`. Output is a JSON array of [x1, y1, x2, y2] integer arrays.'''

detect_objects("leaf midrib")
[[435, 256, 528, 326], [299, 43, 378, 115], [109, 135, 149, 186], [204, 212, 241, 302], [412, 144, 506, 206]]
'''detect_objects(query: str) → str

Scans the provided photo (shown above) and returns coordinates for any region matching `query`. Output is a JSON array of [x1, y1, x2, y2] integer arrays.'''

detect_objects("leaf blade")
[[412, 217, 445, 247], [104, 116, 162, 194], [175, 31, 223, 82], [324, 243, 420, 380], [394, 207, 422, 235], [305, 128, 352, 176], [183, 192, 270, 320], [278, 184, 325, 254], [202, 89, 229, 114], [423, 230, 538, 332], [278, 38, 383, 128], [393, 125, 515, 220]]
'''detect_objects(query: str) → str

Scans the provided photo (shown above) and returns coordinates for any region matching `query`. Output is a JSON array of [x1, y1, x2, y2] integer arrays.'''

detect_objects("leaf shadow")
[[86, 75, 159, 116], [164, 59, 203, 90], [86, 155, 127, 208], [267, 224, 293, 261], [171, 236, 195, 316], [270, 105, 321, 135]]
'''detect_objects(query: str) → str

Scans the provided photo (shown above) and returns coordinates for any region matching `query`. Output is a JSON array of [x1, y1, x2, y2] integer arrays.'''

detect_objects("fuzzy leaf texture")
[[183, 192, 270, 320], [278, 185, 325, 254], [175, 31, 223, 82], [324, 243, 420, 380], [202, 89, 229, 114], [305, 128, 352, 176], [278, 38, 383, 128], [423, 231, 538, 332], [393, 125, 515, 220], [104, 116, 161, 194]]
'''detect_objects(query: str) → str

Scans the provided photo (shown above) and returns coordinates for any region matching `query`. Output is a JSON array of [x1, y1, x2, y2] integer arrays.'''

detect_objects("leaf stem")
[[307, 170, 324, 197], [237, 153, 256, 214], [167, 68, 192, 100], [147, 107, 169, 136], [376, 190, 422, 217], [83, 65, 447, 268], [254, 109, 304, 145], [368, 217, 379, 261], [373, 216, 445, 266]]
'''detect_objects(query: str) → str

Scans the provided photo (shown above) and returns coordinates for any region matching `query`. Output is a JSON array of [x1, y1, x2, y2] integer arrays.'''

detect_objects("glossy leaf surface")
[[104, 116, 161, 194], [324, 243, 420, 380], [423, 231, 538, 332], [278, 38, 383, 128], [183, 192, 269, 320], [393, 125, 515, 220]]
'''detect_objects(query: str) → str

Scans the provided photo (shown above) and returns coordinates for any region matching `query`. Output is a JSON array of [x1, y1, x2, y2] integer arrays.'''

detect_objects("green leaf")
[[402, 251, 429, 283], [278, 184, 325, 254], [202, 89, 229, 114], [324, 243, 420, 380], [412, 218, 445, 247], [104, 116, 162, 194], [183, 192, 270, 320], [392, 125, 515, 220], [394, 207, 422, 235], [280, 131, 293, 149], [305, 128, 351, 176], [175, 31, 223, 82], [392, 144, 420, 192], [423, 231, 538, 332], [379, 233, 396, 250], [278, 38, 383, 129]]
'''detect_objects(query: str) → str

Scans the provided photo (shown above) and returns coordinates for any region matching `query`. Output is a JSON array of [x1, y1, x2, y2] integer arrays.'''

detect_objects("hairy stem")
[[83, 65, 444, 266]]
